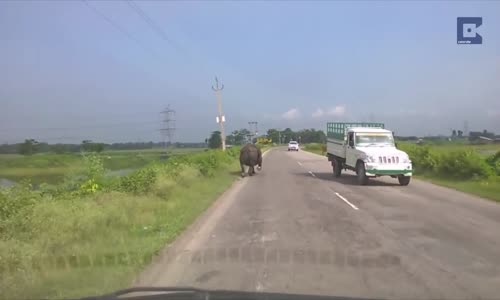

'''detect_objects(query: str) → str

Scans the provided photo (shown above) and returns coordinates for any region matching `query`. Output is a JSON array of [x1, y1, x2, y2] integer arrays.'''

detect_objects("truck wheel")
[[398, 176, 411, 186], [333, 158, 342, 177], [356, 162, 369, 185]]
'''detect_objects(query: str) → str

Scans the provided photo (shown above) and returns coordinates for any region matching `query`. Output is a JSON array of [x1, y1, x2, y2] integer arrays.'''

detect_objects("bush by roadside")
[[303, 143, 326, 155], [398, 144, 499, 201], [398, 144, 498, 180], [0, 148, 242, 299]]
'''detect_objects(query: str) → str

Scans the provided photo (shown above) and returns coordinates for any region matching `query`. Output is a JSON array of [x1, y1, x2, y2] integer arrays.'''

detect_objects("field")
[[0, 147, 245, 299], [302, 142, 500, 202], [0, 148, 203, 185], [397, 142, 500, 202]]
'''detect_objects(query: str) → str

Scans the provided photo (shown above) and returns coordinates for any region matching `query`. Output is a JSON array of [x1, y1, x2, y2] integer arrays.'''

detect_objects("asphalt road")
[[136, 148, 500, 299]]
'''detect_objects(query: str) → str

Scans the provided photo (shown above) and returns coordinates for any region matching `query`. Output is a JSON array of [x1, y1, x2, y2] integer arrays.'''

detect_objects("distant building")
[[469, 130, 497, 143]]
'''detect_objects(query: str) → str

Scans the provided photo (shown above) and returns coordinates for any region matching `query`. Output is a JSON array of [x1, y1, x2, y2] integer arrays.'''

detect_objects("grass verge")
[[414, 174, 500, 202], [302, 143, 326, 156], [0, 149, 204, 185], [1, 156, 240, 299]]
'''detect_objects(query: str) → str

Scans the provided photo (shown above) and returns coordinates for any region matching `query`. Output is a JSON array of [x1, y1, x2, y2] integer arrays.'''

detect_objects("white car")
[[288, 141, 299, 151]]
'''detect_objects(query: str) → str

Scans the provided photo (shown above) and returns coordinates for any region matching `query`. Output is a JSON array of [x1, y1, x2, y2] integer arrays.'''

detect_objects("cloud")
[[281, 108, 300, 120], [311, 108, 324, 118], [487, 109, 500, 117], [327, 105, 346, 116], [312, 105, 346, 118]]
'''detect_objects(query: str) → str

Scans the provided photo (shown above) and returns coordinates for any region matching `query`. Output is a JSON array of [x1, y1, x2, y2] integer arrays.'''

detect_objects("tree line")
[[4, 127, 328, 154], [206, 128, 326, 149], [0, 139, 206, 155]]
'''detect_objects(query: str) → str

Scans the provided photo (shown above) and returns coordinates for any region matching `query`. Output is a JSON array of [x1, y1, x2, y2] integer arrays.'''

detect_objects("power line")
[[82, 0, 158, 57], [126, 1, 179, 49]]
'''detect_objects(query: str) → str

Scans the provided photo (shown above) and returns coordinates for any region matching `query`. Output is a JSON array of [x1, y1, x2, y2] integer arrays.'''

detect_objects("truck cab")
[[326, 123, 412, 185]]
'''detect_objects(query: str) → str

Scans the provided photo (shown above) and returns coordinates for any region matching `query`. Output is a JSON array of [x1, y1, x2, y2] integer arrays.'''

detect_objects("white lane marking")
[[335, 192, 359, 210], [308, 171, 316, 177], [297, 161, 303, 166]]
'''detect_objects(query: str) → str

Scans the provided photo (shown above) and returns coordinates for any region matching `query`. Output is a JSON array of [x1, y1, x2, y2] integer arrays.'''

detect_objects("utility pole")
[[248, 121, 258, 143], [160, 105, 176, 152], [212, 77, 226, 151]]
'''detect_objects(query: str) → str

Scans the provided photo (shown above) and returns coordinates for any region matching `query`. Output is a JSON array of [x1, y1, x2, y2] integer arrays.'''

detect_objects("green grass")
[[302, 143, 326, 156], [101, 148, 203, 154], [397, 141, 500, 157], [0, 149, 204, 185], [415, 174, 500, 202], [1, 158, 240, 299]]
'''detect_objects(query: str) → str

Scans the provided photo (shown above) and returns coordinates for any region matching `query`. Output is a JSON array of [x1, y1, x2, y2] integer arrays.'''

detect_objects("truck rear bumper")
[[364, 163, 412, 177]]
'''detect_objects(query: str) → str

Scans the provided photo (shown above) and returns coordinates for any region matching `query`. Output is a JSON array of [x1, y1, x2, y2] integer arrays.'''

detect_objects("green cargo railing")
[[327, 122, 385, 140]]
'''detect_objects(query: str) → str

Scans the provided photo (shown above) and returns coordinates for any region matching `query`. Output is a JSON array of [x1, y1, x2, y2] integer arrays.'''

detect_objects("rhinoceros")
[[239, 143, 262, 177]]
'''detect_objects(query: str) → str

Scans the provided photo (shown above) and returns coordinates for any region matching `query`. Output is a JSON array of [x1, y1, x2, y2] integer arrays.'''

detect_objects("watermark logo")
[[457, 17, 482, 44]]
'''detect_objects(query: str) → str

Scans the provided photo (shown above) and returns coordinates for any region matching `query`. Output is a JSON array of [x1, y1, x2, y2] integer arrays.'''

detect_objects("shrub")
[[305, 143, 321, 150], [191, 151, 229, 176], [320, 144, 327, 155], [404, 145, 438, 173], [82, 153, 104, 180], [119, 167, 158, 194], [0, 182, 40, 221], [152, 174, 176, 199], [486, 151, 500, 176], [437, 150, 494, 179]]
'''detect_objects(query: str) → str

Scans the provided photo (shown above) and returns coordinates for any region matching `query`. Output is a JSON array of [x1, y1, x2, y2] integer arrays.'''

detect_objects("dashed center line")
[[297, 160, 358, 210], [335, 192, 359, 210]]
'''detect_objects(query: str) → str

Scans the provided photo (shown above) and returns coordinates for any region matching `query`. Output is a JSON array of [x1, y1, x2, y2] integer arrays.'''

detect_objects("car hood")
[[356, 146, 408, 158], [81, 287, 381, 300]]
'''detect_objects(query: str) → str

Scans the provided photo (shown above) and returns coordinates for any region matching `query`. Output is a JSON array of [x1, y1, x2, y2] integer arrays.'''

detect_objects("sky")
[[1, 0, 499, 143]]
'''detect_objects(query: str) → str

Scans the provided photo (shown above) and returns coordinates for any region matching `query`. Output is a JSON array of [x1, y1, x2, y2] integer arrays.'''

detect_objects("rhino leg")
[[240, 163, 246, 177], [249, 166, 255, 176], [241, 164, 250, 177]]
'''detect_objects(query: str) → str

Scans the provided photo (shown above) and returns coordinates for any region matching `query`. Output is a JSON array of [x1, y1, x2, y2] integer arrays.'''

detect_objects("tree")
[[94, 143, 105, 153], [226, 129, 252, 145], [282, 128, 294, 141], [266, 128, 325, 144], [207, 131, 222, 149], [81, 140, 105, 153], [238, 129, 251, 144], [18, 139, 39, 155], [452, 130, 457, 138], [51, 144, 69, 154], [457, 130, 463, 137], [226, 133, 235, 145], [266, 129, 280, 144], [296, 128, 326, 143]]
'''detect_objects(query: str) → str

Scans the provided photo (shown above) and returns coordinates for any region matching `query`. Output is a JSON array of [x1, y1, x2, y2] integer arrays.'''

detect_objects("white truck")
[[326, 122, 412, 185]]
